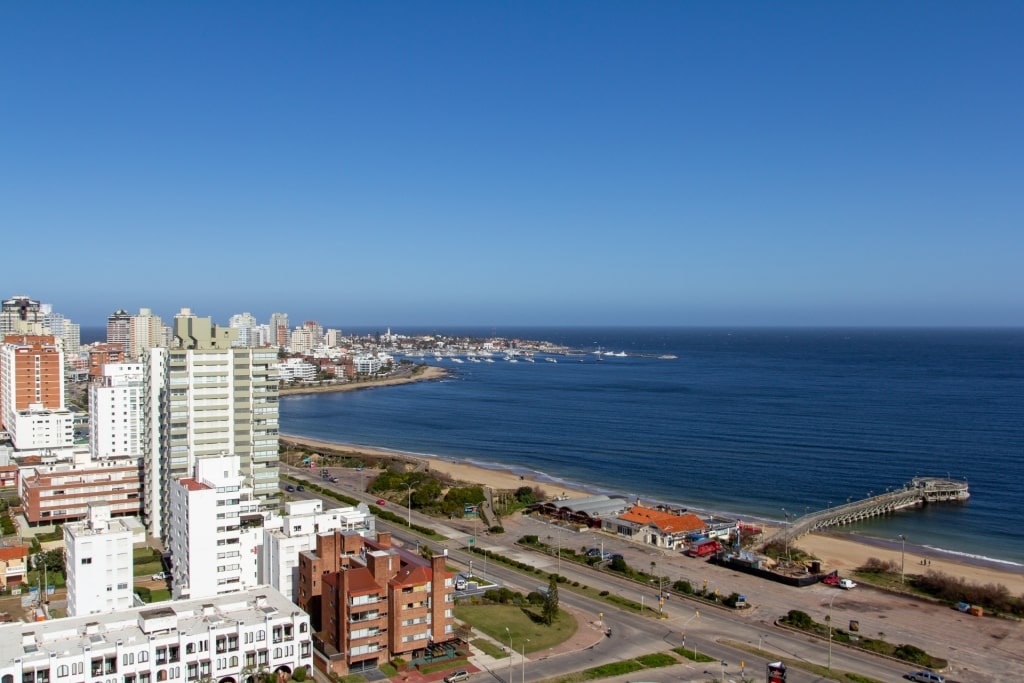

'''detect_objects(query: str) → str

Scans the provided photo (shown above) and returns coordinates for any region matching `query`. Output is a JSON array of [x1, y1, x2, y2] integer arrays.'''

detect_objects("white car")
[[907, 671, 944, 683], [838, 578, 857, 589], [152, 571, 167, 581]]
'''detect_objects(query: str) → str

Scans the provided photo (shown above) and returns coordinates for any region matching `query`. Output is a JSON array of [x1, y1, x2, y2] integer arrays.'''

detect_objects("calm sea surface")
[[280, 328, 1024, 566]]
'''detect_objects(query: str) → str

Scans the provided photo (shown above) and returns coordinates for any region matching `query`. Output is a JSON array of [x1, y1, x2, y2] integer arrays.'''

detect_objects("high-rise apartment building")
[[229, 312, 258, 348], [166, 454, 262, 600], [269, 312, 289, 348], [0, 335, 66, 443], [107, 309, 132, 357], [0, 295, 44, 336], [142, 308, 280, 540], [89, 363, 144, 459], [129, 307, 165, 360]]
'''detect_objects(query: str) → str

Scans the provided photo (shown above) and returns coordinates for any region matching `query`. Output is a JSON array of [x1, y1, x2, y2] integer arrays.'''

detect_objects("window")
[[81, 557, 92, 565], [138, 652, 149, 663], [56, 667, 68, 679]]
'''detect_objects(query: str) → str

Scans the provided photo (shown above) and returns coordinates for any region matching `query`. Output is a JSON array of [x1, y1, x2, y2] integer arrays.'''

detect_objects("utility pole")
[[505, 627, 513, 683], [827, 593, 838, 672], [898, 534, 907, 584]]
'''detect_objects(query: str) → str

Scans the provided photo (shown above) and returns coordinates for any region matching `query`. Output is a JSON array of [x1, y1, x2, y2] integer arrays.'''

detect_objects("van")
[[454, 575, 468, 591]]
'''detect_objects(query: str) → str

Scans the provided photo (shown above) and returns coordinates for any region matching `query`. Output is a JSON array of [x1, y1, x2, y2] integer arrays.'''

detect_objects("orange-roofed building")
[[607, 504, 711, 550], [0, 543, 30, 588]]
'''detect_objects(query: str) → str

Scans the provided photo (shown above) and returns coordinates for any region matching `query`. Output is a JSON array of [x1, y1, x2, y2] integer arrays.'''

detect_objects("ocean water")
[[280, 328, 1024, 566]]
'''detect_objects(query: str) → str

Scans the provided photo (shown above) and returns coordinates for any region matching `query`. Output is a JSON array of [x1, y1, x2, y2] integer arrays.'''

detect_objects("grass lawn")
[[454, 603, 578, 654]]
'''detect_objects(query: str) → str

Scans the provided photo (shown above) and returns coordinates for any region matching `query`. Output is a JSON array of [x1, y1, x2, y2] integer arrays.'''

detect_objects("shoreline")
[[278, 365, 450, 396], [279, 432, 1024, 595]]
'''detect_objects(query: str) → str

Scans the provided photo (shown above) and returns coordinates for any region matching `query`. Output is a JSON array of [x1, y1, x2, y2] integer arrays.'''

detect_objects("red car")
[[376, 499, 387, 506]]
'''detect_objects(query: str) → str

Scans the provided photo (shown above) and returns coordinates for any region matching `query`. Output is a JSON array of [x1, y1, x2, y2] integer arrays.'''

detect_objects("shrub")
[[784, 609, 814, 629], [894, 644, 930, 665]]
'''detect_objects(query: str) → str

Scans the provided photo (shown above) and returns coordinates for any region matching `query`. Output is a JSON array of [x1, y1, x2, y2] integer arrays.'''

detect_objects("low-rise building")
[[0, 586, 311, 683], [606, 504, 709, 550], [297, 531, 456, 676], [19, 453, 143, 527], [0, 541, 29, 590]]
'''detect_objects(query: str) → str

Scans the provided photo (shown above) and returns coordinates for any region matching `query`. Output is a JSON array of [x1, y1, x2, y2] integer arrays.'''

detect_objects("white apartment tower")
[[142, 309, 280, 541], [89, 362, 144, 459], [229, 312, 258, 348], [63, 502, 134, 616], [166, 454, 261, 600], [0, 295, 44, 336]]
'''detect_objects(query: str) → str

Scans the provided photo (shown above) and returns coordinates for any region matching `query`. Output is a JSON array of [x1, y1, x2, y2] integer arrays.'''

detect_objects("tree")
[[542, 574, 559, 625], [35, 549, 65, 575]]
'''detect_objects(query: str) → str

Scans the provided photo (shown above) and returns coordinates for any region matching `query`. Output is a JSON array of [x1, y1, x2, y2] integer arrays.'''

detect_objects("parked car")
[[285, 485, 295, 492], [296, 485, 305, 491], [907, 671, 944, 683], [444, 670, 469, 683], [152, 572, 167, 581], [330, 476, 339, 483], [838, 578, 857, 589]]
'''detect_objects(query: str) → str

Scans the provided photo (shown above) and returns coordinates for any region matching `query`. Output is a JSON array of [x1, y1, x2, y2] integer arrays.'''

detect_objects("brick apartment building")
[[297, 531, 456, 676]]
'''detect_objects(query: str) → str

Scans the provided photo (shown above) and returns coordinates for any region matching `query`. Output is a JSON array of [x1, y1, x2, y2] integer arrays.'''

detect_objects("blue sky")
[[2, 2, 1021, 328]]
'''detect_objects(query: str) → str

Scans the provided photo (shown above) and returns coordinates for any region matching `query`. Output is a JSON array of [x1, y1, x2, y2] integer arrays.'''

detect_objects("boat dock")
[[761, 477, 970, 547]]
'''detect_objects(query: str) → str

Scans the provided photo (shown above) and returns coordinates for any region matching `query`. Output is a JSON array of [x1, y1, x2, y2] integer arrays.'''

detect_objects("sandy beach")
[[279, 432, 1024, 596]]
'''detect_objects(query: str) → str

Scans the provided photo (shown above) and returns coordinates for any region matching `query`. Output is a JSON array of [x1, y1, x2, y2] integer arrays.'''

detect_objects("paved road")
[[283, 466, 1012, 682]]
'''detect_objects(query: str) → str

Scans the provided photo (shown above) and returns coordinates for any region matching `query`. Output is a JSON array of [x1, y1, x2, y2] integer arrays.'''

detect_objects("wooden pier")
[[761, 477, 969, 548]]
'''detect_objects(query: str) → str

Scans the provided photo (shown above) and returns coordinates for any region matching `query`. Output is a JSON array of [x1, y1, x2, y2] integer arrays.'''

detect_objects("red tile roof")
[[178, 478, 210, 491], [618, 506, 707, 534]]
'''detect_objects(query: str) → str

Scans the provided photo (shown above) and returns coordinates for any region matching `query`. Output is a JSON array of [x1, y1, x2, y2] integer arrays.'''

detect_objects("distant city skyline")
[[2, 4, 1021, 327]]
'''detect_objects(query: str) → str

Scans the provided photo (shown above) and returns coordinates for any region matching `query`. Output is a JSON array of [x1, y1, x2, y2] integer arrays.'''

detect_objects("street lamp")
[[781, 508, 791, 561], [826, 593, 838, 671], [898, 534, 907, 584], [720, 660, 727, 682], [521, 639, 529, 683], [405, 484, 414, 527], [680, 610, 699, 652], [548, 522, 563, 576], [505, 627, 513, 683]]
